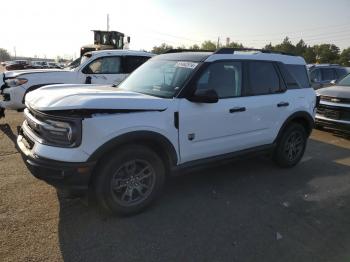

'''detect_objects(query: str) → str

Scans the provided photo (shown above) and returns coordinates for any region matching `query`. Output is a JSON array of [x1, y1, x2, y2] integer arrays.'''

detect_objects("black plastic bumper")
[[315, 118, 350, 133], [18, 135, 96, 191]]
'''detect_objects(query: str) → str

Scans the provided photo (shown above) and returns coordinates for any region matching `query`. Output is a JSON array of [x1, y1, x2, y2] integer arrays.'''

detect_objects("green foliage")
[[314, 44, 340, 64], [338, 48, 350, 67], [151, 43, 173, 54], [0, 48, 10, 62], [151, 38, 349, 66], [201, 40, 217, 50]]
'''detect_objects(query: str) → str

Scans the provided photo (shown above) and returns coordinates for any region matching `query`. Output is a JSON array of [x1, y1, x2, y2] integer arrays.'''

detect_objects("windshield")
[[118, 60, 199, 98], [65, 54, 90, 70], [337, 73, 350, 86]]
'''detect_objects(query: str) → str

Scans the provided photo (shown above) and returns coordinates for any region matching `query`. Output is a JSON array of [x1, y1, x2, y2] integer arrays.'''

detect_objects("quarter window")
[[248, 61, 280, 95], [196, 61, 242, 98], [83, 56, 121, 74]]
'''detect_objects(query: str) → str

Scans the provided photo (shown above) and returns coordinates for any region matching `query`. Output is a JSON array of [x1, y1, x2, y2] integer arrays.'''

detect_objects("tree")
[[0, 48, 10, 62], [188, 44, 200, 50], [226, 41, 244, 49], [314, 44, 340, 64], [273, 37, 296, 54], [201, 40, 217, 50], [303, 46, 316, 64], [338, 47, 350, 66], [151, 43, 173, 54]]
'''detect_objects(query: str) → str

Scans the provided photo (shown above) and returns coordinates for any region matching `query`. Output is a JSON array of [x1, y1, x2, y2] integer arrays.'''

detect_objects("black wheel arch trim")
[[87, 131, 178, 169], [274, 111, 314, 143]]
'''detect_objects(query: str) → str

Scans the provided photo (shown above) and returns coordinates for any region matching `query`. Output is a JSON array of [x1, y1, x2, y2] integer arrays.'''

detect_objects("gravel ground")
[[0, 111, 350, 262]]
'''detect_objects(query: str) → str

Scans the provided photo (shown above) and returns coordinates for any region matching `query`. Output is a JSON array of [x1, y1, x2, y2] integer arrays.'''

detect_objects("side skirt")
[[171, 144, 275, 175]]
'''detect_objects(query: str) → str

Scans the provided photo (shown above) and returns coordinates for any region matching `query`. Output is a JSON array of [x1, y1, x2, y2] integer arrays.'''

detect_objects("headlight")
[[24, 108, 82, 147], [5, 78, 28, 87], [42, 120, 75, 146]]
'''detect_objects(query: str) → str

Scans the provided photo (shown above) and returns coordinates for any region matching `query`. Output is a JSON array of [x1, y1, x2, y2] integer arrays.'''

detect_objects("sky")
[[0, 0, 349, 59]]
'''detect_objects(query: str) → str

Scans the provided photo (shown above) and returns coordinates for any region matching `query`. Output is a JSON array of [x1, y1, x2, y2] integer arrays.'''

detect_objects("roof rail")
[[163, 49, 215, 54], [214, 48, 295, 56]]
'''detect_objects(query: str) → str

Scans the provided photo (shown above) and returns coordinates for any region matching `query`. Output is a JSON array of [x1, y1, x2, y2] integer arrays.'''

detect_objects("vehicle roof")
[[307, 64, 343, 68], [206, 52, 306, 65], [152, 51, 305, 65], [88, 49, 155, 57], [153, 52, 212, 62]]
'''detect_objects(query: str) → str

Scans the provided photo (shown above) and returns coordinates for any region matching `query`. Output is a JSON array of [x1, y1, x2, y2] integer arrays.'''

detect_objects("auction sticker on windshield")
[[175, 61, 198, 69]]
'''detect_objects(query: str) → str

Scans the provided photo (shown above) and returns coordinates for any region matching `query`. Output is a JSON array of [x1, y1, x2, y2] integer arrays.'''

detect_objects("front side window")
[[321, 68, 336, 81], [337, 73, 350, 86], [196, 61, 242, 98], [310, 69, 321, 82], [83, 56, 121, 74], [118, 60, 198, 98], [248, 61, 280, 95]]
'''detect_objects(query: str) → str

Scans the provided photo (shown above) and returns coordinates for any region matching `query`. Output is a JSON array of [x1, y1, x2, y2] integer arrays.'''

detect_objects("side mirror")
[[188, 89, 219, 103], [85, 76, 92, 84], [330, 80, 336, 85]]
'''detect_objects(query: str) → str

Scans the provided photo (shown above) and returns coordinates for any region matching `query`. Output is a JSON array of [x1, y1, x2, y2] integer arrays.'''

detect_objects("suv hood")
[[316, 85, 350, 99], [26, 84, 170, 111], [4, 69, 69, 78]]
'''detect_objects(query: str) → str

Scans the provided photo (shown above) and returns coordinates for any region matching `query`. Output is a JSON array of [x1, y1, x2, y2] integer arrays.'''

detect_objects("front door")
[[80, 56, 128, 85]]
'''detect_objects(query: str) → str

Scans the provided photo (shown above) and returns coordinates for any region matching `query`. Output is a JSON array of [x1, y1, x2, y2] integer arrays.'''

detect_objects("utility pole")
[[107, 14, 110, 31], [217, 37, 220, 49], [13, 46, 16, 59]]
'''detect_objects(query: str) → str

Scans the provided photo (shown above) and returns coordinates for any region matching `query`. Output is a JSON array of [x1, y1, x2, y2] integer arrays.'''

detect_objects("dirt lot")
[[1, 111, 350, 262]]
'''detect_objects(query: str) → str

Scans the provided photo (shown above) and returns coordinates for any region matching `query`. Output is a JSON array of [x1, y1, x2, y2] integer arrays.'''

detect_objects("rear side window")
[[247, 61, 280, 95], [321, 68, 336, 81], [284, 64, 310, 88], [124, 56, 151, 73]]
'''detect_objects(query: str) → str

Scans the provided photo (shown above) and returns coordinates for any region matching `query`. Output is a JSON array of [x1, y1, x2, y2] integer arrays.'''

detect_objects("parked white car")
[[18, 48, 316, 215], [0, 50, 154, 117]]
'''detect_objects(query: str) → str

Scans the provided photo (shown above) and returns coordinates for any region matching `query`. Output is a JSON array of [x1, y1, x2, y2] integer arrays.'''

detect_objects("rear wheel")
[[273, 123, 307, 168], [94, 145, 165, 215]]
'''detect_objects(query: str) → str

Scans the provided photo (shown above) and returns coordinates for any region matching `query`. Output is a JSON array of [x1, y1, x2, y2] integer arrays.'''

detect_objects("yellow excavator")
[[80, 30, 130, 56]]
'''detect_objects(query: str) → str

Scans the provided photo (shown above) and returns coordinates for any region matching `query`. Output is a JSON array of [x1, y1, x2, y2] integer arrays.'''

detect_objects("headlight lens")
[[5, 78, 28, 87], [42, 120, 75, 146], [24, 108, 81, 147]]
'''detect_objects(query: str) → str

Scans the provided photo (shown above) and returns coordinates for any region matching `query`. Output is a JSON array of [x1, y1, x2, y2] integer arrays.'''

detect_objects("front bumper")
[[315, 114, 350, 132], [17, 132, 96, 191]]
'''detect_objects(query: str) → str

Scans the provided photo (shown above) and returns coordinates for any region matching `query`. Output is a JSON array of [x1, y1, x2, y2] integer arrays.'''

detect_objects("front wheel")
[[94, 145, 165, 215], [273, 123, 307, 168]]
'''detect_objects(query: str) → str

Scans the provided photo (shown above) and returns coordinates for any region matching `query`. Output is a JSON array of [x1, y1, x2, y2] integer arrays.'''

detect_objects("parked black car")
[[316, 73, 350, 133], [308, 64, 348, 90]]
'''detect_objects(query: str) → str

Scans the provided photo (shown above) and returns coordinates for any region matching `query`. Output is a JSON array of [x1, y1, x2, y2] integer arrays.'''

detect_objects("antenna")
[[107, 14, 110, 31]]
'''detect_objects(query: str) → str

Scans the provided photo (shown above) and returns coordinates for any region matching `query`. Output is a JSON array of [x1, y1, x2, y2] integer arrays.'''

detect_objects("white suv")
[[17, 48, 316, 215], [0, 50, 154, 117]]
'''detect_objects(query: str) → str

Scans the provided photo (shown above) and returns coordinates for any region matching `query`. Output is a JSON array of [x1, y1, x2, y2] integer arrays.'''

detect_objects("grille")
[[317, 104, 350, 121], [321, 96, 350, 104]]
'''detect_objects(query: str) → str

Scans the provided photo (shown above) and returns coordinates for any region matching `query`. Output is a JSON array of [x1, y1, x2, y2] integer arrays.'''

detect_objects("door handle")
[[229, 107, 246, 113], [277, 102, 289, 107]]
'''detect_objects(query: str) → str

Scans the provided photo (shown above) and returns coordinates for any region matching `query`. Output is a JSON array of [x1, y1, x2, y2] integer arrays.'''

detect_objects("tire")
[[94, 145, 165, 215], [273, 123, 307, 168]]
